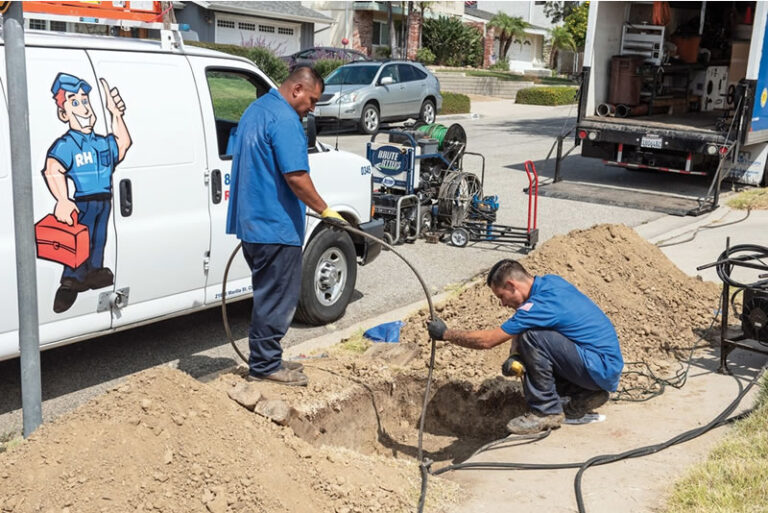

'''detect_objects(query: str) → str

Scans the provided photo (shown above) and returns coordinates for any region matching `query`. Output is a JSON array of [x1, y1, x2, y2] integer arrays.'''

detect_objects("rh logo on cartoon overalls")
[[34, 72, 132, 313]]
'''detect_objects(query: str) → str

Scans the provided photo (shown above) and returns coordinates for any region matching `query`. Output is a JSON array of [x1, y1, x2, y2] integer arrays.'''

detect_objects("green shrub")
[[374, 46, 391, 59], [423, 16, 483, 67], [415, 47, 436, 65], [313, 59, 345, 78], [440, 92, 470, 114], [515, 86, 578, 105], [186, 41, 289, 84], [489, 60, 510, 71]]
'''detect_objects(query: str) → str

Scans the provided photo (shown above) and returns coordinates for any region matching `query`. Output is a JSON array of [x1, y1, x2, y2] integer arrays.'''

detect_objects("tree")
[[416, 1, 435, 48], [564, 1, 589, 51], [543, 1, 580, 24], [488, 12, 529, 61], [548, 25, 576, 69], [423, 16, 483, 67]]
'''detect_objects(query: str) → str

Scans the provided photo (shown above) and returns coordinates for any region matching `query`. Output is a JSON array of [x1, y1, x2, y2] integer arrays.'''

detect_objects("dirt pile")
[[0, 367, 458, 513], [401, 223, 722, 394], [0, 224, 722, 513]]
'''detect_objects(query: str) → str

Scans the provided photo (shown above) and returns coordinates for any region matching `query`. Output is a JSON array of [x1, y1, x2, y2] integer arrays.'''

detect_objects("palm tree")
[[548, 25, 576, 70], [488, 13, 529, 61]]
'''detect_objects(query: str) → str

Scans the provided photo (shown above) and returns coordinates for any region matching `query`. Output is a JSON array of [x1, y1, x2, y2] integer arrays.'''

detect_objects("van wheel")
[[419, 100, 436, 124], [295, 228, 357, 325], [360, 104, 380, 134]]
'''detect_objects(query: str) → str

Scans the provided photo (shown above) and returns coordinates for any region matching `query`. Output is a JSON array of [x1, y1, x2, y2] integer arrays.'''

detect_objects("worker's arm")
[[284, 170, 328, 214], [444, 327, 515, 351], [42, 157, 78, 225]]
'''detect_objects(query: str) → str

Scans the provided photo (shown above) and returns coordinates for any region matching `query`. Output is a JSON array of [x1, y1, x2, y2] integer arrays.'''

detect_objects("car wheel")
[[360, 103, 380, 134], [419, 99, 436, 124], [295, 228, 357, 325]]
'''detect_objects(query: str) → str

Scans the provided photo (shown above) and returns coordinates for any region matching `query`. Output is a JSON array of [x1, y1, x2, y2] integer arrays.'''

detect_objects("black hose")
[[218, 213, 439, 511], [714, 244, 768, 289]]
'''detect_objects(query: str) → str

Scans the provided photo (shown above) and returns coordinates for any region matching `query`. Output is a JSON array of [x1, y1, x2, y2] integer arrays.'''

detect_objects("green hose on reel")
[[416, 122, 467, 163]]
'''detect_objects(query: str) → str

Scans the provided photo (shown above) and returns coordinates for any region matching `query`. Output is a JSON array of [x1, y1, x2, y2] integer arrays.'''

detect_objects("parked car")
[[280, 46, 369, 71], [314, 60, 442, 134]]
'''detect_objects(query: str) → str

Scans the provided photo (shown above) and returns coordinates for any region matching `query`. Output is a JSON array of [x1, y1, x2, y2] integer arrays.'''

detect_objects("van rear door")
[[186, 57, 272, 305], [87, 50, 210, 325]]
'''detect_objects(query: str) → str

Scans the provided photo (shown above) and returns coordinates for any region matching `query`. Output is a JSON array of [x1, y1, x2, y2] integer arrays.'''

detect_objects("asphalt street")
[[2, 99, 715, 436]]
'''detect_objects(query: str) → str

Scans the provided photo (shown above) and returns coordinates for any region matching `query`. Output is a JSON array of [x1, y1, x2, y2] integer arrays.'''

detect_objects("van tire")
[[295, 228, 357, 325], [419, 99, 436, 124], [359, 104, 380, 134]]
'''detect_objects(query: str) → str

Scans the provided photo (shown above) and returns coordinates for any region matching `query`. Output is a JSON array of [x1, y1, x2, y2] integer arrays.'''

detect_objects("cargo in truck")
[[576, 0, 768, 194]]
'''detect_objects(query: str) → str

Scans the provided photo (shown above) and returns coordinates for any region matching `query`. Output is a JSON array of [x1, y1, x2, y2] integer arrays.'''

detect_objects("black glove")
[[427, 317, 447, 340], [501, 354, 525, 378]]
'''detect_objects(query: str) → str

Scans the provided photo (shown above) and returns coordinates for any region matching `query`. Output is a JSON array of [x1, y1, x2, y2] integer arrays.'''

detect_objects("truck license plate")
[[641, 135, 663, 149]]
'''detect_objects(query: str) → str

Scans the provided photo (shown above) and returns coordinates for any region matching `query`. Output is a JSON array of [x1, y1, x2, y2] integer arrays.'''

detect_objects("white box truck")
[[576, 1, 768, 195], [0, 30, 383, 361]]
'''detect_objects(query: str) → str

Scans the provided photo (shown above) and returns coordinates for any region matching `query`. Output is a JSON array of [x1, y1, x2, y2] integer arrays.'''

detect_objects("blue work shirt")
[[226, 88, 310, 246], [47, 130, 118, 198], [501, 274, 624, 391]]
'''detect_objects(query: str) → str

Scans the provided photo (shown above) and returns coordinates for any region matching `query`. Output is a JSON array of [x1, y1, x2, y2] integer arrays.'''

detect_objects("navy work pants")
[[517, 329, 603, 415], [241, 242, 302, 377]]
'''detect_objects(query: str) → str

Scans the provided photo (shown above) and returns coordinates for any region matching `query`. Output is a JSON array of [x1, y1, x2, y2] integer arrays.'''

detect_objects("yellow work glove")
[[502, 354, 525, 378], [321, 208, 346, 225]]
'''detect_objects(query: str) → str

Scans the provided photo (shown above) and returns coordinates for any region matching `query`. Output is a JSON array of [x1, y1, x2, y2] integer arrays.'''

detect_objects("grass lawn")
[[664, 375, 768, 513], [726, 187, 768, 210], [207, 74, 258, 121]]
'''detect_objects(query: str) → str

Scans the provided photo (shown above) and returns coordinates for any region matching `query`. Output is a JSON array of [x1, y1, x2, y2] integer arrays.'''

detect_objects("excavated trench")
[[290, 373, 529, 463]]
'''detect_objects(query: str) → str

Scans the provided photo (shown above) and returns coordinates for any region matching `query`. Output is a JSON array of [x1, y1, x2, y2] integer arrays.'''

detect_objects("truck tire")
[[359, 103, 380, 134], [419, 99, 436, 124], [295, 228, 357, 325]]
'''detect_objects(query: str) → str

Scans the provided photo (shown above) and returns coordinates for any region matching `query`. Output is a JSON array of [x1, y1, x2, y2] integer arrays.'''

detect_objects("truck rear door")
[[87, 50, 210, 326], [745, 2, 768, 145]]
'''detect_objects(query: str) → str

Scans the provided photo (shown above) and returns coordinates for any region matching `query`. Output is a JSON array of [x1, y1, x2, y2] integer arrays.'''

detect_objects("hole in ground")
[[291, 374, 528, 464]]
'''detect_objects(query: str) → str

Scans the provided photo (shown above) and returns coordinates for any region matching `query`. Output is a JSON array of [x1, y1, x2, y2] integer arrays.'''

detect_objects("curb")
[[436, 112, 480, 122]]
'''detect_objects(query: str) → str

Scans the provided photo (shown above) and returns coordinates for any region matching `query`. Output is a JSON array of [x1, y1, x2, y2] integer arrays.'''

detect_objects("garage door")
[[215, 14, 300, 55]]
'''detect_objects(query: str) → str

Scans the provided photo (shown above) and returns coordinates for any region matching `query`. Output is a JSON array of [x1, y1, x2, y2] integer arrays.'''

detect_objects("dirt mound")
[[0, 366, 458, 513], [401, 224, 722, 394], [0, 224, 722, 512]]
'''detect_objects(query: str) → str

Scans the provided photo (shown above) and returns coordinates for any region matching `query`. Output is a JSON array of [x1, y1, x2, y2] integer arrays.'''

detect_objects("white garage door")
[[215, 14, 300, 55]]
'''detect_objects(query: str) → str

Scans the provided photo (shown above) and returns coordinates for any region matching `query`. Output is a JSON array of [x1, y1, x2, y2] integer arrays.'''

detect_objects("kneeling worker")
[[428, 259, 623, 434]]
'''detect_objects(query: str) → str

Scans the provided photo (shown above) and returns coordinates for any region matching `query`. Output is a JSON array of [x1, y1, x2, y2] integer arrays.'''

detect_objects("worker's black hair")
[[287, 66, 325, 93], [486, 259, 531, 288]]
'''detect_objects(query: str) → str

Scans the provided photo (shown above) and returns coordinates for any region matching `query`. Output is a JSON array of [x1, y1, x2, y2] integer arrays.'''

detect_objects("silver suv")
[[314, 61, 442, 134]]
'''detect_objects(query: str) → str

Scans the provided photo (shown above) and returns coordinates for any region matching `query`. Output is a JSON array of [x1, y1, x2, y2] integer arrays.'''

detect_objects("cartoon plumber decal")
[[40, 73, 132, 313]]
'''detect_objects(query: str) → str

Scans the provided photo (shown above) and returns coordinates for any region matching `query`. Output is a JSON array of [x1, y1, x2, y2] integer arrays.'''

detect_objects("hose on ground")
[[218, 213, 439, 512]]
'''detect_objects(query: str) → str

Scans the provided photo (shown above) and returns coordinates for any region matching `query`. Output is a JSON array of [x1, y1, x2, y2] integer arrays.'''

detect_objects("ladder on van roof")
[[20, 1, 186, 51]]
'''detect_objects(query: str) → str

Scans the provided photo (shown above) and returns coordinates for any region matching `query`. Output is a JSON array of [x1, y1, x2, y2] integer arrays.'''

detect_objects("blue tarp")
[[363, 320, 404, 343]]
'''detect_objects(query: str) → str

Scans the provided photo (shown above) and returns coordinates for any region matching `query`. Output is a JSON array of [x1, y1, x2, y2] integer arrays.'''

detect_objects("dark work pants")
[[517, 329, 602, 415], [241, 242, 302, 377]]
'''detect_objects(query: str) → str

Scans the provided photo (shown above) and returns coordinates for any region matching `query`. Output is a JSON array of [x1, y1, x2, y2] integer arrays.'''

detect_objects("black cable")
[[656, 208, 752, 248], [714, 244, 768, 289]]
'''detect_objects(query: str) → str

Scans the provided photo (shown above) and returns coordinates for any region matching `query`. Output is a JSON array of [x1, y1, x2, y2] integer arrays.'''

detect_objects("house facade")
[[175, 1, 334, 56], [471, 0, 557, 74], [306, 1, 464, 59]]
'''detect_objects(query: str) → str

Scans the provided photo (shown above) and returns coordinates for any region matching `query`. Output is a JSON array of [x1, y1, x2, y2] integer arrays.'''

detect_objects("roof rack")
[[21, 1, 187, 51]]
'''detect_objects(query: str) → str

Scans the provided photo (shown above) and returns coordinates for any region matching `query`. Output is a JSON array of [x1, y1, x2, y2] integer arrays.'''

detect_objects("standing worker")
[[227, 67, 345, 386], [428, 259, 623, 434]]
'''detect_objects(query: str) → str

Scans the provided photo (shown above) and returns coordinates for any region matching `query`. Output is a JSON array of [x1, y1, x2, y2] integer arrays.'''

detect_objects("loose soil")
[[0, 224, 722, 513]]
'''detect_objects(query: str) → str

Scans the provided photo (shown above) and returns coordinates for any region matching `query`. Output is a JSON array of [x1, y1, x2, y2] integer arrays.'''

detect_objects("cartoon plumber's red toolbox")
[[35, 212, 90, 268]]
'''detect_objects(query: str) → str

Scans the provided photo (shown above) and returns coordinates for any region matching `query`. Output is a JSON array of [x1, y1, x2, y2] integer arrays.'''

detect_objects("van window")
[[205, 70, 268, 157]]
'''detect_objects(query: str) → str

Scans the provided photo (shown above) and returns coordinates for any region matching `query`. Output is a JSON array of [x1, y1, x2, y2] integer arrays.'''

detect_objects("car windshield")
[[325, 65, 379, 85]]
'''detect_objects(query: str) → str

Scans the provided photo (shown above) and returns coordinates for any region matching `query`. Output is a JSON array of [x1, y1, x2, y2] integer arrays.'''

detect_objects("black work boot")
[[53, 277, 88, 313], [85, 267, 114, 290], [564, 390, 610, 419], [506, 411, 564, 435]]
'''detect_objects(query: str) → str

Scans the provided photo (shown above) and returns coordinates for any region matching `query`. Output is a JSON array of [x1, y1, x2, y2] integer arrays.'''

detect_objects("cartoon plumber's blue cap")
[[50, 73, 92, 96]]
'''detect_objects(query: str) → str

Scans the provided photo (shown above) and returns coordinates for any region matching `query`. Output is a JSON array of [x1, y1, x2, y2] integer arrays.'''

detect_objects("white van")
[[0, 31, 383, 362]]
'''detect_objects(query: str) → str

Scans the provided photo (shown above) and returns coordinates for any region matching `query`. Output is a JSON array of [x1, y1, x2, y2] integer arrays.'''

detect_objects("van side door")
[[86, 50, 210, 326], [2, 47, 116, 351], [186, 58, 272, 305]]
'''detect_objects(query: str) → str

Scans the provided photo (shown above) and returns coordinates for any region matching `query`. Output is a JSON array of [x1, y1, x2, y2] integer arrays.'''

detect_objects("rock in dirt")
[[227, 383, 262, 411], [363, 343, 420, 366], [254, 399, 295, 426]]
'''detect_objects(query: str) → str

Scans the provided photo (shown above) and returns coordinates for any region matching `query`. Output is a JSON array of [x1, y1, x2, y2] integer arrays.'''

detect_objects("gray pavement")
[[0, 99, 763, 448]]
